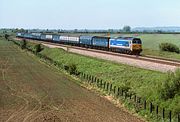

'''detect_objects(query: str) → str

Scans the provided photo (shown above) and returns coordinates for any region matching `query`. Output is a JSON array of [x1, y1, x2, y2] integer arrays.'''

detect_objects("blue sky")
[[0, 0, 180, 29]]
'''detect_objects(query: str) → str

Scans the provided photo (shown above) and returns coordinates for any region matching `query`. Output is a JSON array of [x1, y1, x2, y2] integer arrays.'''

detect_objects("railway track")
[[15, 38, 180, 67]]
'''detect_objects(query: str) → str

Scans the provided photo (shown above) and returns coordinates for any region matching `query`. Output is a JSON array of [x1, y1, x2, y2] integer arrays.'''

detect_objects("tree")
[[74, 29, 78, 33], [20, 28, 25, 32], [5, 34, 10, 40], [123, 26, 131, 32], [108, 29, 114, 33], [21, 39, 27, 49]]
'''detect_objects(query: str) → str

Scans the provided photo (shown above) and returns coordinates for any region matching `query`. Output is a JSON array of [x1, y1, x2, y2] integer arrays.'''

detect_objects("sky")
[[0, 0, 180, 29]]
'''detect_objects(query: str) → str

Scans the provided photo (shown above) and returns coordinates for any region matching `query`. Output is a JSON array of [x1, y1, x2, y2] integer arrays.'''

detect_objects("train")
[[16, 32, 142, 55]]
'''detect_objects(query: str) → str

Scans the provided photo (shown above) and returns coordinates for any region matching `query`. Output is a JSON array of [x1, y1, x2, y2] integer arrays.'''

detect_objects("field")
[[138, 34, 180, 59], [139, 34, 180, 50], [0, 38, 144, 121], [38, 44, 180, 114]]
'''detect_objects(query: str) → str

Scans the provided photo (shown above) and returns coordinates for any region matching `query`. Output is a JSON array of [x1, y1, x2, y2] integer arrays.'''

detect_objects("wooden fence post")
[[91, 76, 94, 83], [97, 79, 99, 87], [81, 72, 83, 78], [125, 92, 127, 99], [150, 102, 153, 113], [138, 97, 141, 103], [169, 111, 171, 122], [83, 73, 85, 79], [156, 105, 158, 117], [104, 82, 106, 90], [117, 87, 120, 96], [114, 86, 116, 95], [144, 100, 146, 110], [89, 75, 91, 81], [100, 80, 103, 88], [134, 95, 136, 102], [94, 77, 97, 83], [87, 75, 90, 83], [86, 74, 88, 81], [121, 89, 124, 96], [98, 79, 100, 87], [107, 83, 109, 91], [91, 75, 93, 83], [88, 75, 90, 82], [88, 75, 91, 82], [162, 108, 165, 120], [110, 84, 112, 92]]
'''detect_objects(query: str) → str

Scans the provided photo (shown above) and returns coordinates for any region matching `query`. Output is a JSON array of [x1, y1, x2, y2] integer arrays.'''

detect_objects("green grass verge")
[[37, 45, 179, 114]]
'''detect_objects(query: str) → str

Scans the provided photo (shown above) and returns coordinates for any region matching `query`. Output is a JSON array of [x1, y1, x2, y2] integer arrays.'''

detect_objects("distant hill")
[[132, 27, 180, 32]]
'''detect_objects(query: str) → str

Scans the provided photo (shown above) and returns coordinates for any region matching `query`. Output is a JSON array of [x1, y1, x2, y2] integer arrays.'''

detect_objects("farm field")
[[138, 34, 180, 60], [0, 38, 144, 122]]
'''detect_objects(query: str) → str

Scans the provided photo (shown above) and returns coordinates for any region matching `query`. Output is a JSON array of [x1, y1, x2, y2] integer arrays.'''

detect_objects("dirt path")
[[0, 39, 144, 122]]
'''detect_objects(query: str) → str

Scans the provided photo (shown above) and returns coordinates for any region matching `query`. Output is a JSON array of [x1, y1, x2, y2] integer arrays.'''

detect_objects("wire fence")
[[11, 39, 180, 122], [79, 72, 180, 122]]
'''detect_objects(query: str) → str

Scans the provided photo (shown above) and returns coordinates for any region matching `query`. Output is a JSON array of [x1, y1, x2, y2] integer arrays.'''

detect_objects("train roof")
[[114, 37, 141, 40], [93, 36, 110, 39]]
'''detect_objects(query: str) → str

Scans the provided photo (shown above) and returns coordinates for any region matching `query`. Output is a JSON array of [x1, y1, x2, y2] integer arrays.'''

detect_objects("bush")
[[160, 69, 180, 100], [64, 63, 79, 75], [34, 44, 43, 53], [119, 85, 131, 93], [20, 39, 27, 49], [159, 43, 179, 53]]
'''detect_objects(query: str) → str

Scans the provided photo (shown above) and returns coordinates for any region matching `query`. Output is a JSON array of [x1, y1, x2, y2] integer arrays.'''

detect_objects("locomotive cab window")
[[132, 39, 142, 44]]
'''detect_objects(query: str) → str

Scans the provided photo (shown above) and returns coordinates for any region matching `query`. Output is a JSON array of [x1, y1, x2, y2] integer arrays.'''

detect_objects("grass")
[[139, 34, 180, 50], [139, 34, 180, 60], [141, 48, 180, 60], [37, 45, 180, 114]]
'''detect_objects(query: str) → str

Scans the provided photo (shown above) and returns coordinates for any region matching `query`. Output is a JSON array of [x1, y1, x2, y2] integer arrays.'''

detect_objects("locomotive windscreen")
[[132, 39, 142, 44]]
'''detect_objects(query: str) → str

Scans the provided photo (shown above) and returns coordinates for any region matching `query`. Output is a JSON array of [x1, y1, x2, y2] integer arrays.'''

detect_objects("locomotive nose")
[[132, 44, 142, 50]]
